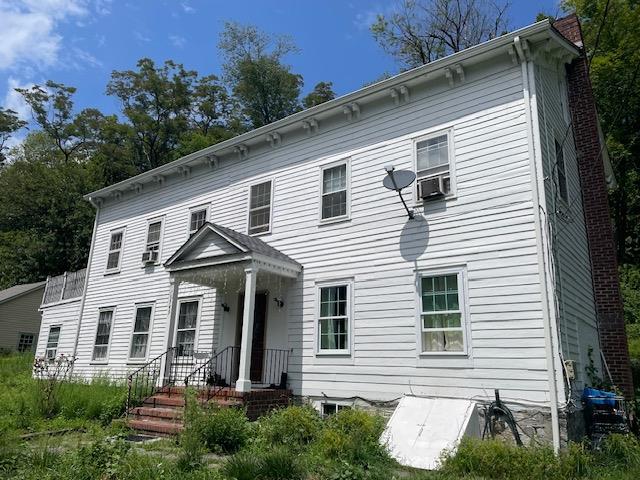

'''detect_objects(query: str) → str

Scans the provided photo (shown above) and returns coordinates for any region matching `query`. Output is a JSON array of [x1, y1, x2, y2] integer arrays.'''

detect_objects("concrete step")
[[127, 418, 183, 436]]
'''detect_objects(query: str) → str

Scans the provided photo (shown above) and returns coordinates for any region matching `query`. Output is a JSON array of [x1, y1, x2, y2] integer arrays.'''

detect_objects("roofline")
[[86, 19, 575, 201], [0, 281, 46, 307]]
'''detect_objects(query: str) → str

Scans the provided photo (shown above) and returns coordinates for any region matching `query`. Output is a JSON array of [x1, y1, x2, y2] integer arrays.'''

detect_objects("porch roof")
[[164, 222, 302, 278]]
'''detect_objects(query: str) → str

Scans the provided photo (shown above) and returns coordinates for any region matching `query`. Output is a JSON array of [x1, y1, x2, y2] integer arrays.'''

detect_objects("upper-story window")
[[189, 206, 209, 236], [321, 161, 349, 221], [555, 140, 568, 202], [415, 131, 454, 199], [106, 228, 125, 273], [419, 268, 467, 354], [146, 220, 162, 252], [248, 180, 273, 235]]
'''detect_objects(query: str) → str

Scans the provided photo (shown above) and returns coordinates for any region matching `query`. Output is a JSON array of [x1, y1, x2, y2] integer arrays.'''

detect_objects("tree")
[[303, 82, 336, 109], [15, 81, 94, 163], [0, 108, 26, 165], [107, 58, 197, 170], [371, 0, 510, 68], [219, 22, 303, 128], [564, 0, 640, 264]]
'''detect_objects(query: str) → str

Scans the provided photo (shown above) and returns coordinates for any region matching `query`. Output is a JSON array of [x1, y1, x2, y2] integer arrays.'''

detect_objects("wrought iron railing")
[[125, 347, 211, 413], [42, 269, 86, 305], [184, 346, 290, 401]]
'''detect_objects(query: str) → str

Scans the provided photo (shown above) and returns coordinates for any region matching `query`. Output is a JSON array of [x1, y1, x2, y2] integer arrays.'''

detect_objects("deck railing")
[[42, 269, 86, 305]]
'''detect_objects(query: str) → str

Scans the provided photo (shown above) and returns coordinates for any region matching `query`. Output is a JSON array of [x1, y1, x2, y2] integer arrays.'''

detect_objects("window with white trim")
[[176, 300, 199, 356], [419, 271, 466, 353], [129, 305, 153, 360], [189, 207, 208, 235], [321, 402, 350, 418], [555, 140, 568, 202], [321, 162, 348, 220], [18, 333, 35, 352], [45, 325, 61, 360], [318, 283, 350, 353], [146, 220, 162, 252], [92, 309, 114, 361], [106, 229, 124, 271], [248, 180, 272, 234], [415, 132, 452, 195]]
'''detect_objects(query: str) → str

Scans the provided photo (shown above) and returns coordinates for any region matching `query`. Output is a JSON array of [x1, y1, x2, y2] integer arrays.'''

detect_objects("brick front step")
[[130, 406, 183, 422], [143, 395, 186, 408], [127, 419, 184, 436]]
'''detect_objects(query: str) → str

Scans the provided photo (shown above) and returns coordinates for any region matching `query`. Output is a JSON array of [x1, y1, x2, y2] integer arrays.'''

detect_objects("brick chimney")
[[553, 14, 634, 398]]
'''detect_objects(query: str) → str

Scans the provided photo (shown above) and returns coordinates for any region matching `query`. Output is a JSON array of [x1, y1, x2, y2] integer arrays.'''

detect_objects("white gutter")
[[71, 200, 101, 362], [514, 36, 563, 453]]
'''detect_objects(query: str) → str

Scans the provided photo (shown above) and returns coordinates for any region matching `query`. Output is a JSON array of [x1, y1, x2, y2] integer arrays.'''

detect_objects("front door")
[[236, 292, 268, 383]]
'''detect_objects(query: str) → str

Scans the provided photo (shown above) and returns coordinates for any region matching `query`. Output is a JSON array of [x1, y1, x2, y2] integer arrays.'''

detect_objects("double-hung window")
[[92, 309, 114, 361], [321, 402, 350, 418], [106, 229, 124, 272], [419, 270, 466, 353], [18, 333, 35, 352], [45, 326, 60, 359], [129, 305, 153, 360], [317, 283, 351, 354], [555, 140, 568, 202], [415, 132, 453, 196], [146, 220, 162, 252], [176, 300, 199, 356], [248, 180, 273, 235], [189, 207, 208, 235], [321, 161, 349, 221]]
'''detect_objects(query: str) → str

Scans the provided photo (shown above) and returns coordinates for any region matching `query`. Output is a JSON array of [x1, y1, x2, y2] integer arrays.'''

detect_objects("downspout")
[[514, 36, 562, 453], [71, 198, 101, 364]]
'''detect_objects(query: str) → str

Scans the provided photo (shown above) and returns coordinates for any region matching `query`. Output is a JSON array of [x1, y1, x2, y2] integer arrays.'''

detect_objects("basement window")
[[321, 402, 350, 418]]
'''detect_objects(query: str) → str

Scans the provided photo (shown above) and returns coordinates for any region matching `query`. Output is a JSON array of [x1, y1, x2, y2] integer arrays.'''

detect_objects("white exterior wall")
[[36, 300, 81, 359], [58, 54, 557, 404], [533, 62, 600, 394]]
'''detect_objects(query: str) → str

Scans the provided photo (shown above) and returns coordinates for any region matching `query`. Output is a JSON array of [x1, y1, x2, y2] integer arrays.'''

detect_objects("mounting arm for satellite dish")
[[383, 165, 416, 219]]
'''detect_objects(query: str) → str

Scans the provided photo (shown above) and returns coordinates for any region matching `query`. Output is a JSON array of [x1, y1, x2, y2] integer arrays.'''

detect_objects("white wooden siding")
[[36, 300, 80, 358], [64, 56, 556, 404], [534, 63, 599, 393]]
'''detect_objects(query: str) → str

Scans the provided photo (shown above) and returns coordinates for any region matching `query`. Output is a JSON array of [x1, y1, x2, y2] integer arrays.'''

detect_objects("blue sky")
[[0, 0, 563, 135]]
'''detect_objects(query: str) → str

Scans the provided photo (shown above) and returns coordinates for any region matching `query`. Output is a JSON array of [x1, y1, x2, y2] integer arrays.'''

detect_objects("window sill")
[[318, 216, 351, 226], [127, 360, 147, 365], [418, 351, 468, 356], [413, 194, 457, 208], [316, 351, 351, 357], [249, 229, 272, 237], [103, 269, 121, 276], [90, 361, 109, 365]]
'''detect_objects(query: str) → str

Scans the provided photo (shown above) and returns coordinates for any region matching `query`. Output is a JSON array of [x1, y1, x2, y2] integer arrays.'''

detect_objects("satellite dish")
[[383, 169, 416, 192], [382, 166, 416, 219]]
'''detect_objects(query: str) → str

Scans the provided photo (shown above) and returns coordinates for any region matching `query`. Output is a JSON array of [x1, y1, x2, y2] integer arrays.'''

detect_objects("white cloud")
[[169, 34, 186, 48], [134, 31, 151, 43], [0, 1, 107, 72], [181, 2, 195, 14], [3, 77, 33, 121]]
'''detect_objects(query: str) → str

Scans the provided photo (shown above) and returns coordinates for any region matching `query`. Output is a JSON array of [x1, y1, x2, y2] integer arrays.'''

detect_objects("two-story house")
[[35, 16, 632, 450]]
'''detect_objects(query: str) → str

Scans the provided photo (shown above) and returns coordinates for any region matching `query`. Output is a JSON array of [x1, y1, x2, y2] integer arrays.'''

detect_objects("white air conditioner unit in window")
[[141, 250, 159, 265], [418, 177, 445, 200]]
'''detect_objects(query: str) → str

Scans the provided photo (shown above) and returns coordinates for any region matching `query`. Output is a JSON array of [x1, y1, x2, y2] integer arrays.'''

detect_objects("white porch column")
[[236, 265, 257, 392], [162, 277, 181, 385]]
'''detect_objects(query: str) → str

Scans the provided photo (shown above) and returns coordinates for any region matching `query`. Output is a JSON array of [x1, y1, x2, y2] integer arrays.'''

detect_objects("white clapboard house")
[[36, 19, 621, 448]]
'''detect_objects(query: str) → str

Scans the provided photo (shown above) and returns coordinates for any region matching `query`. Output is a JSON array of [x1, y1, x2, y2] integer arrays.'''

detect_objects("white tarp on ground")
[[381, 395, 480, 470]]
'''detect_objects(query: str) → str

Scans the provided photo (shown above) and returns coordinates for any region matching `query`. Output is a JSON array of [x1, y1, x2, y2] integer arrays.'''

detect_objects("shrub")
[[260, 447, 306, 480], [312, 408, 389, 467], [256, 404, 322, 450], [221, 451, 262, 480], [596, 433, 640, 470]]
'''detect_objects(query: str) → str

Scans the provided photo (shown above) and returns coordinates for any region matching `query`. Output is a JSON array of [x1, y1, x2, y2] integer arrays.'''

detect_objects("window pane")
[[249, 207, 270, 233], [134, 307, 152, 333], [93, 345, 107, 360], [319, 318, 348, 350], [250, 182, 271, 209], [107, 251, 120, 270], [47, 327, 60, 348], [320, 286, 347, 317], [109, 232, 122, 250], [147, 222, 161, 246], [130, 333, 148, 359], [322, 190, 347, 219], [178, 301, 198, 329], [177, 330, 195, 356], [422, 330, 463, 352], [444, 331, 464, 351], [322, 164, 346, 194], [190, 209, 207, 232], [434, 294, 447, 311], [423, 313, 461, 329], [417, 135, 449, 171]]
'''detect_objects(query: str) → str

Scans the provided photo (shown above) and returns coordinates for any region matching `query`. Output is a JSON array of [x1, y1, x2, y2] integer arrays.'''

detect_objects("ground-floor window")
[[129, 304, 153, 360], [419, 268, 467, 353], [17, 333, 35, 352], [176, 300, 199, 356], [45, 326, 61, 360], [92, 309, 114, 361], [317, 281, 352, 354]]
